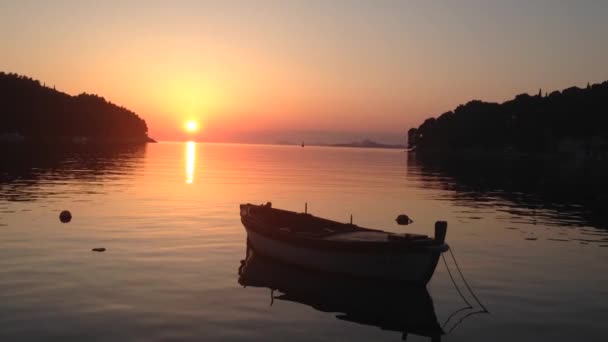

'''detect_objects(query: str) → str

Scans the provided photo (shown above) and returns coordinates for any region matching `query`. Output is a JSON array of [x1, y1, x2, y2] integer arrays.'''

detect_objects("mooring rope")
[[442, 245, 490, 330], [447, 246, 489, 313], [442, 253, 472, 308], [441, 253, 472, 328], [447, 308, 488, 333]]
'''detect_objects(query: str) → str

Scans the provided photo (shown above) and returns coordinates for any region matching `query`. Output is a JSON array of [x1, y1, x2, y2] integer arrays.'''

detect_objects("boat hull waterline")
[[240, 203, 449, 285]]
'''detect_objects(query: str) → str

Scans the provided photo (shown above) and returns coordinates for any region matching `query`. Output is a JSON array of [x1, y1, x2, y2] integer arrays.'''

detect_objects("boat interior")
[[244, 203, 433, 243]]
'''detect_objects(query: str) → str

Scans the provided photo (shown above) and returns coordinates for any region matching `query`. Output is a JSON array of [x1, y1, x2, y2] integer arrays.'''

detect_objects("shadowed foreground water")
[[0, 142, 607, 341]]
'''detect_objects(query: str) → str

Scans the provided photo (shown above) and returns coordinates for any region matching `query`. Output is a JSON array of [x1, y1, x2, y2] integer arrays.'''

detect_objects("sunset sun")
[[185, 120, 199, 133]]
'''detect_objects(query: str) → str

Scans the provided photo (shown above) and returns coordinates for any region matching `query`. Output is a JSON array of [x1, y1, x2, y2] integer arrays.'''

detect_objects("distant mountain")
[[408, 81, 608, 156], [0, 72, 154, 143], [328, 139, 405, 149]]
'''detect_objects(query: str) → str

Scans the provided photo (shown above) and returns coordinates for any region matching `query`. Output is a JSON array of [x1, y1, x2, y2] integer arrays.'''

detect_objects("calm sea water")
[[1, 142, 607, 341]]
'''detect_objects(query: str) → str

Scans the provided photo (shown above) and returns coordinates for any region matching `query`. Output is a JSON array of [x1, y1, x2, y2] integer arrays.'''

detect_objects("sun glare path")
[[186, 141, 195, 184]]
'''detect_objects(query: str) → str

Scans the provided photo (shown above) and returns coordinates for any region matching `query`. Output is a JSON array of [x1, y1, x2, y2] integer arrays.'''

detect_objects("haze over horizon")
[[1, 0, 607, 143]]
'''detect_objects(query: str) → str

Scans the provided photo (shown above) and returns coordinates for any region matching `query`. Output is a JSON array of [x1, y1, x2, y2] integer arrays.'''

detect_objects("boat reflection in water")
[[238, 242, 444, 341]]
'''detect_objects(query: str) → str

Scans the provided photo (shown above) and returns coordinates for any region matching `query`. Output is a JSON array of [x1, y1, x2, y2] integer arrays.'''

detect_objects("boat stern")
[[434, 221, 447, 244]]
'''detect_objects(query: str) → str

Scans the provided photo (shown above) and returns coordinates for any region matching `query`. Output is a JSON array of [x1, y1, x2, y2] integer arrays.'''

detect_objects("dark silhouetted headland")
[[0, 72, 155, 143], [408, 81, 608, 158]]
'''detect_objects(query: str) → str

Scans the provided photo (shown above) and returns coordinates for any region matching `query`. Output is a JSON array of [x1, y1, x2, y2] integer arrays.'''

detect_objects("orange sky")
[[1, 1, 607, 143]]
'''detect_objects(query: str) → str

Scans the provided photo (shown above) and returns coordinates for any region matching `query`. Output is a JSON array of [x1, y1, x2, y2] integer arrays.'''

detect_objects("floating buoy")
[[59, 210, 72, 223], [91, 248, 106, 252], [395, 214, 413, 225]]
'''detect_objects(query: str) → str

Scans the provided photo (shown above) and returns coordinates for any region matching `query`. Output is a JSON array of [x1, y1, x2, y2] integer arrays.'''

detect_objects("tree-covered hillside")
[[0, 72, 153, 143], [408, 81, 608, 153]]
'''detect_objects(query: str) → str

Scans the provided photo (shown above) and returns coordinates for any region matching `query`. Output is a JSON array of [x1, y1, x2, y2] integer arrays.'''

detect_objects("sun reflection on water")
[[186, 141, 195, 184]]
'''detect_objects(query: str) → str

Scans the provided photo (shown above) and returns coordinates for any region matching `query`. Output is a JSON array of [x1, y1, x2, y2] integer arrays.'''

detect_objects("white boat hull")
[[246, 229, 442, 284]]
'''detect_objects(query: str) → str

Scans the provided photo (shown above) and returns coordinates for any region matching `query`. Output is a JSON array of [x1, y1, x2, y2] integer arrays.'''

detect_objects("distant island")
[[0, 72, 155, 143], [408, 80, 608, 158], [327, 139, 405, 149], [271, 139, 406, 149]]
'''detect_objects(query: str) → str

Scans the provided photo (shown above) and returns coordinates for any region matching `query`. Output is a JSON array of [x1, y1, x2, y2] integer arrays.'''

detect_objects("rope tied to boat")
[[441, 245, 489, 333]]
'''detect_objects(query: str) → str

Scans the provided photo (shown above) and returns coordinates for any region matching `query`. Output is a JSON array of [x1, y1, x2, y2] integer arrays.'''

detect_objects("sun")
[[185, 120, 199, 133]]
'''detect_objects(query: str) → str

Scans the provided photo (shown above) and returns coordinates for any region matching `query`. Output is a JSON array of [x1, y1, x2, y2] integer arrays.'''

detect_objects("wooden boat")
[[238, 244, 444, 341], [239, 202, 449, 285]]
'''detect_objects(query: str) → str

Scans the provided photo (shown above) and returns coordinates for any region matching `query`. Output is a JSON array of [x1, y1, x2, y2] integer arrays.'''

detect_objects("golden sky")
[[1, 1, 607, 142]]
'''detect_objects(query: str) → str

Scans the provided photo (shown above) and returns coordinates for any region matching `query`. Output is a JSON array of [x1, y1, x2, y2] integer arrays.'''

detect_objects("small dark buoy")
[[59, 210, 72, 223], [395, 214, 413, 225], [92, 248, 106, 252]]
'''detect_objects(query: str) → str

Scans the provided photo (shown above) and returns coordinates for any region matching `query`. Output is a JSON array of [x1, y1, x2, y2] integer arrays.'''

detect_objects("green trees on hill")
[[0, 72, 152, 142], [408, 81, 608, 153]]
